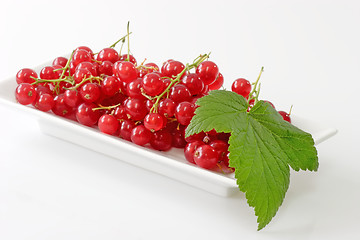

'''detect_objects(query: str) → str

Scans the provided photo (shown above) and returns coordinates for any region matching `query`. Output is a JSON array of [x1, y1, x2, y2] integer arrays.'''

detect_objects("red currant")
[[150, 129, 173, 151], [144, 113, 164, 132], [193, 145, 218, 169], [174, 101, 195, 126], [16, 68, 37, 84], [196, 61, 219, 85], [131, 125, 151, 146], [52, 57, 68, 67], [278, 111, 291, 123], [76, 102, 100, 126], [113, 61, 138, 83], [98, 114, 119, 135], [184, 140, 204, 164], [120, 119, 136, 141], [208, 72, 224, 90], [33, 93, 54, 112], [101, 76, 120, 96], [97, 48, 120, 63], [169, 84, 192, 103], [181, 73, 204, 95], [141, 72, 165, 96], [79, 83, 101, 103], [232, 78, 251, 98], [15, 83, 37, 105]]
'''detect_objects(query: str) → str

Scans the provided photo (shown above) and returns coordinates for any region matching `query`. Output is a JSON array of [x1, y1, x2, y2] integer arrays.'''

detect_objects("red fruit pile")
[[15, 41, 291, 173]]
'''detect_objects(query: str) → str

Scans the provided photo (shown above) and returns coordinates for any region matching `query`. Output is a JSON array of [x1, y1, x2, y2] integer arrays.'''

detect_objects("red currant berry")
[[113, 61, 138, 83], [172, 125, 187, 148], [150, 129, 173, 151], [131, 125, 151, 146], [98, 114, 119, 135], [120, 119, 136, 141], [72, 49, 92, 67], [52, 94, 73, 117], [76, 102, 100, 126], [101, 76, 120, 96], [40, 66, 56, 80], [162, 60, 185, 79], [64, 89, 81, 108], [185, 131, 206, 143], [141, 72, 165, 96], [144, 113, 164, 132], [113, 105, 128, 120], [75, 62, 98, 76], [75, 46, 93, 55], [16, 68, 37, 84], [196, 61, 219, 85], [97, 48, 120, 63], [193, 145, 218, 169], [52, 57, 68, 67], [126, 78, 146, 100], [98, 60, 113, 76], [158, 98, 176, 118], [208, 72, 224, 90], [184, 140, 204, 164], [15, 83, 37, 105], [33, 93, 54, 112], [169, 84, 192, 103], [79, 83, 101, 103], [124, 98, 148, 121], [175, 101, 195, 126], [119, 54, 137, 65], [231, 78, 251, 98], [138, 62, 159, 77], [209, 140, 229, 160], [181, 73, 204, 95], [73, 68, 92, 84], [278, 111, 291, 123]]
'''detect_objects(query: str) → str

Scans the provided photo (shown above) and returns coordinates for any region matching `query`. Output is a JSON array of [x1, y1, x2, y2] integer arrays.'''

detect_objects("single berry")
[[15, 83, 37, 105], [193, 145, 219, 169], [131, 125, 151, 146], [232, 78, 251, 98], [98, 114, 119, 135], [196, 61, 219, 85]]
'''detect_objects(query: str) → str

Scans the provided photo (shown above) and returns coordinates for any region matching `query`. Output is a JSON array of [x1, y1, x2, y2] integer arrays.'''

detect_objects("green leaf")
[[185, 90, 318, 230]]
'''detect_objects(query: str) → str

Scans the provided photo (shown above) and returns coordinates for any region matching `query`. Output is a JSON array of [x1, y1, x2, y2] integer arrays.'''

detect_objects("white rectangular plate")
[[0, 61, 337, 197]]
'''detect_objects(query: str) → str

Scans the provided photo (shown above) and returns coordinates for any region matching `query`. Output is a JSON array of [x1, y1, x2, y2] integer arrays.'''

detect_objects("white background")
[[0, 0, 359, 239]]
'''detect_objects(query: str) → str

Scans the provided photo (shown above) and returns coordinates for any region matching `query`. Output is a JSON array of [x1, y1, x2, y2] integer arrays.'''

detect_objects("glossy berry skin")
[[144, 113, 164, 132], [138, 62, 159, 77], [119, 54, 137, 65], [193, 145, 218, 169], [131, 125, 151, 146], [72, 49, 92, 67], [175, 101, 195, 126], [33, 93, 54, 112], [181, 73, 204, 95], [150, 129, 173, 151], [64, 89, 81, 108], [158, 98, 176, 118], [161, 60, 185, 79], [73, 68, 92, 84], [113, 61, 138, 83], [184, 140, 204, 164], [101, 76, 120, 96], [141, 73, 164, 96], [126, 78, 146, 100], [52, 94, 73, 117], [209, 140, 229, 160], [120, 119, 136, 141], [172, 126, 187, 148], [75, 62, 98, 76], [16, 68, 37, 84], [76, 102, 100, 126], [231, 78, 251, 98], [124, 98, 148, 121], [208, 72, 224, 90], [79, 83, 101, 103], [196, 61, 219, 85], [98, 60, 113, 76], [169, 84, 192, 103], [75, 46, 93, 55], [278, 111, 291, 123], [52, 56, 68, 67], [113, 106, 127, 120], [96, 48, 120, 63], [98, 114, 119, 135], [40, 66, 56, 80], [15, 83, 37, 105]]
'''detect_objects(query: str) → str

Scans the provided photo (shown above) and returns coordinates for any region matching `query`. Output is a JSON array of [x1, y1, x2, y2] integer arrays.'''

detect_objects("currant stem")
[[92, 103, 121, 111], [126, 21, 131, 62], [59, 50, 75, 80], [109, 32, 133, 49], [248, 66, 264, 105]]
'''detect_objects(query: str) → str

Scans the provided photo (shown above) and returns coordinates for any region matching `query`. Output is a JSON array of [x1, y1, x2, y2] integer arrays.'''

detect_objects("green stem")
[[109, 32, 133, 49], [126, 21, 130, 62], [248, 66, 264, 105], [92, 103, 121, 111]]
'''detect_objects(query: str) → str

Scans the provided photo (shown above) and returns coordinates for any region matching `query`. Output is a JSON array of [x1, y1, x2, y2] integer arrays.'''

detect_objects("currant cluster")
[[14, 34, 291, 174]]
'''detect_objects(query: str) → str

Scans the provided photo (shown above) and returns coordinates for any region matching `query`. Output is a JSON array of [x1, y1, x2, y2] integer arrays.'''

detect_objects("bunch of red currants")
[[15, 42, 291, 173]]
